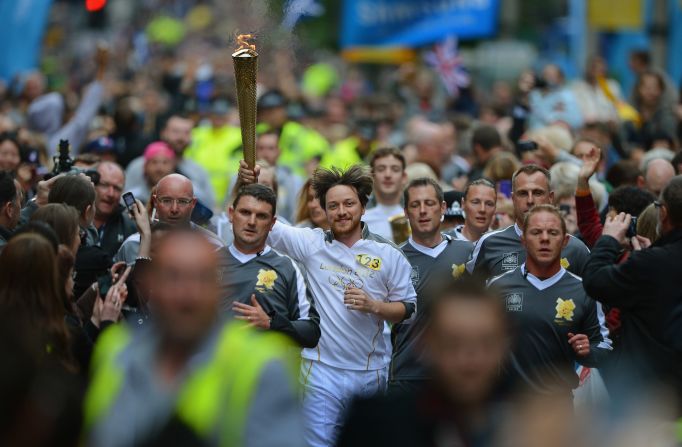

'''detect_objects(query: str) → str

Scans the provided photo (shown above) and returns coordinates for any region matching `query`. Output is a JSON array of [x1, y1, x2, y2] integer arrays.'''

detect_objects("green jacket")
[[257, 121, 330, 176]]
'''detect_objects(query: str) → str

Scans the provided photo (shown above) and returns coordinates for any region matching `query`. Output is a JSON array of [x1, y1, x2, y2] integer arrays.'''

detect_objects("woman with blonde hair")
[[483, 151, 521, 182], [295, 178, 329, 230], [636, 202, 660, 243]]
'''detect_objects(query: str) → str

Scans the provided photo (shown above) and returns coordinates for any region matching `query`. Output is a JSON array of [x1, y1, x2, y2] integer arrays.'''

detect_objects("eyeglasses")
[[155, 196, 194, 208]]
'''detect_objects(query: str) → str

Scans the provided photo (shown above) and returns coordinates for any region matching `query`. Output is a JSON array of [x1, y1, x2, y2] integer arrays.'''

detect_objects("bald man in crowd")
[[406, 119, 449, 180], [639, 158, 675, 197], [114, 173, 223, 265]]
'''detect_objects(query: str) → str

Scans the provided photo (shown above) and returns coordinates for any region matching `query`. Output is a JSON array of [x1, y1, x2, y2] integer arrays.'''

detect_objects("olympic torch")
[[232, 34, 258, 169]]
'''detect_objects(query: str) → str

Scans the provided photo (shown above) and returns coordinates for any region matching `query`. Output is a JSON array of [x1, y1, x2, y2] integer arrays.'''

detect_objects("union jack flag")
[[423, 36, 470, 98]]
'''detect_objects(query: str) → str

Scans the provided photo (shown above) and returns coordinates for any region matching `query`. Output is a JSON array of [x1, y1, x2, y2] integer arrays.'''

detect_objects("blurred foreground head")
[[0, 233, 73, 371], [149, 229, 220, 347], [421, 277, 509, 407]]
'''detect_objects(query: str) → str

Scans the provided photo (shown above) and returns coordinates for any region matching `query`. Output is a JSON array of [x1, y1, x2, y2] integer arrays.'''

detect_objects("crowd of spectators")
[[1, 3, 682, 446]]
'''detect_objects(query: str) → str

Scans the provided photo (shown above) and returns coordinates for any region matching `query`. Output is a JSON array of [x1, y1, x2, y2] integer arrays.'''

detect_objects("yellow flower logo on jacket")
[[256, 269, 278, 290], [452, 263, 465, 279], [555, 298, 576, 321]]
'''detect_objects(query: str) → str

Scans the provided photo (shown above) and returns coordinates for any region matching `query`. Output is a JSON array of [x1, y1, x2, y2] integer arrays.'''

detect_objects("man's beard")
[[170, 142, 186, 156], [331, 216, 361, 237]]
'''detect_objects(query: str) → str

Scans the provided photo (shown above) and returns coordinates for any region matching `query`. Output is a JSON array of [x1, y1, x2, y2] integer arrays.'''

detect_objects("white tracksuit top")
[[268, 221, 417, 371]]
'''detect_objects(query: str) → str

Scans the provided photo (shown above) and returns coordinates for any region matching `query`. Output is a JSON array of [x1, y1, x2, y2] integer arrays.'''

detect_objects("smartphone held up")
[[123, 192, 136, 214]]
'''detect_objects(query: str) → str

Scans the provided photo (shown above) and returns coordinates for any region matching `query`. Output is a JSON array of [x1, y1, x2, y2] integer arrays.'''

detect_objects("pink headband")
[[143, 141, 176, 161]]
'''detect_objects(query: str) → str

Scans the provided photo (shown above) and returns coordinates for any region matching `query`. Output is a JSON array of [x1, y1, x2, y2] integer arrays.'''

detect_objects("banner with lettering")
[[341, 0, 500, 49]]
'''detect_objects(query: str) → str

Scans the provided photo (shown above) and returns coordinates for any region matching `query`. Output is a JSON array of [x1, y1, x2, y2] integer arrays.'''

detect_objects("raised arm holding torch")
[[232, 34, 259, 169]]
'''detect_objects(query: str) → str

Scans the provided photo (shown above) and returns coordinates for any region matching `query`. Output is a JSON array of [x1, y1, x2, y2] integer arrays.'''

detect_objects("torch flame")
[[236, 34, 256, 52]]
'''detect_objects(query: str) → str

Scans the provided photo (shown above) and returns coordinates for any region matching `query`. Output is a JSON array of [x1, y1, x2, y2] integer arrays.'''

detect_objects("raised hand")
[[602, 212, 631, 245], [578, 146, 601, 185], [35, 173, 66, 206], [131, 199, 151, 236], [95, 43, 110, 79], [237, 159, 260, 185]]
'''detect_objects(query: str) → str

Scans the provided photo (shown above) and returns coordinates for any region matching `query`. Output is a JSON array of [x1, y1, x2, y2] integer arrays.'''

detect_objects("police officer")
[[257, 90, 330, 177]]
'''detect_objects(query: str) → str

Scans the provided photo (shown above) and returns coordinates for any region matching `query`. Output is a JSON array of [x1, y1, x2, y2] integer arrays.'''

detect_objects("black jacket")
[[97, 205, 137, 258], [0, 224, 12, 249], [582, 230, 682, 394], [337, 385, 503, 447]]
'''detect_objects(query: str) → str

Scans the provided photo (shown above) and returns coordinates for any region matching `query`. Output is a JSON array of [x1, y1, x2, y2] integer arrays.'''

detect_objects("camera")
[[517, 140, 538, 153], [534, 77, 549, 90], [45, 139, 100, 185]]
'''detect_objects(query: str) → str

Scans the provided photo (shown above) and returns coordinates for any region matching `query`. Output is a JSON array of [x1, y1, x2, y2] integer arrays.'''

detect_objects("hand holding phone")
[[93, 266, 132, 326], [97, 264, 132, 300], [97, 274, 113, 298], [517, 140, 538, 153], [123, 192, 136, 213], [127, 196, 151, 238], [626, 216, 638, 238]]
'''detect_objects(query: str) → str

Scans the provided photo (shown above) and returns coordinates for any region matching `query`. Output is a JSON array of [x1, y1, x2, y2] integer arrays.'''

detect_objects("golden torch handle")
[[232, 36, 258, 169]]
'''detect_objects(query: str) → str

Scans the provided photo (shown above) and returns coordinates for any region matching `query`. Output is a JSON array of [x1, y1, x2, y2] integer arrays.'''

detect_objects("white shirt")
[[450, 224, 470, 242], [407, 236, 448, 258], [228, 244, 272, 263], [520, 263, 567, 290], [361, 203, 404, 242], [267, 221, 417, 370]]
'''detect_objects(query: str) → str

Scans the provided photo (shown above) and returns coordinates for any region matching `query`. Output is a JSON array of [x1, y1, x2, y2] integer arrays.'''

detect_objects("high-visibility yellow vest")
[[319, 136, 379, 170], [257, 121, 330, 176], [83, 322, 297, 446], [185, 125, 243, 206]]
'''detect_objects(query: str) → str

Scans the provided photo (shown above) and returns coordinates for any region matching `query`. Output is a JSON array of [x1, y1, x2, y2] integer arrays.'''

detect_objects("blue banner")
[[0, 0, 53, 81], [667, 0, 682, 88], [341, 0, 500, 48]]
